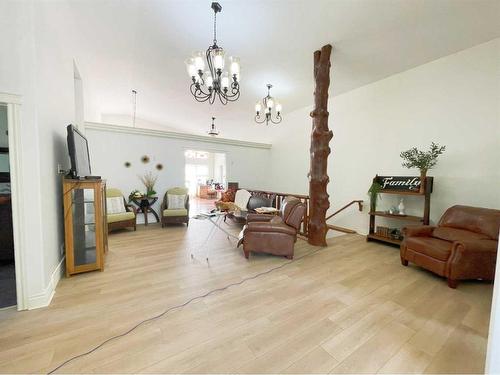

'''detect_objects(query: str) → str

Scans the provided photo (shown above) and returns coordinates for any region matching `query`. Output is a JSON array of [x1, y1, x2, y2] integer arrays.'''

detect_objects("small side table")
[[132, 196, 160, 225]]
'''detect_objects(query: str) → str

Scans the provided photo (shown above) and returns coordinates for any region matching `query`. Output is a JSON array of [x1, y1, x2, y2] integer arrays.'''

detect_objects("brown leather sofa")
[[401, 205, 500, 288], [239, 199, 306, 259], [225, 194, 276, 224]]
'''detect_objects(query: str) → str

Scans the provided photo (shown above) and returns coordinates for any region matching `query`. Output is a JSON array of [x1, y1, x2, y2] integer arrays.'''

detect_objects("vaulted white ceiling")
[[67, 0, 500, 142]]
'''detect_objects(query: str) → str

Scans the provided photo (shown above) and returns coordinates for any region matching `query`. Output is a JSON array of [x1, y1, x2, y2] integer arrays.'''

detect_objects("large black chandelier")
[[255, 84, 282, 125], [185, 2, 241, 105]]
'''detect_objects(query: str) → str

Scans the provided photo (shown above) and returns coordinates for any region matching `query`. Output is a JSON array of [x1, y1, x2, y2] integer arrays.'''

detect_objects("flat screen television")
[[66, 124, 92, 178]]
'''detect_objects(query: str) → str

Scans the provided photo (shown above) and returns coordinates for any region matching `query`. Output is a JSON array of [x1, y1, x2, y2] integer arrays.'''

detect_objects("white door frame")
[[0, 92, 27, 310]]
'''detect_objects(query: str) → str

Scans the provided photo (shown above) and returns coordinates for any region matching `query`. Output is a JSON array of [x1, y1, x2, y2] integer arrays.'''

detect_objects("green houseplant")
[[400, 142, 446, 193], [368, 181, 382, 212]]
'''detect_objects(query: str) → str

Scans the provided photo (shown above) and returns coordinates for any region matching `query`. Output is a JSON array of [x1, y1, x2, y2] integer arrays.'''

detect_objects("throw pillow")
[[234, 189, 251, 211], [221, 189, 236, 202], [168, 194, 186, 209], [107, 197, 126, 214]]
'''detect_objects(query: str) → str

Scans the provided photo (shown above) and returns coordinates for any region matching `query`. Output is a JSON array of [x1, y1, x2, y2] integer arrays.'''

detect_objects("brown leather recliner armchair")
[[239, 199, 306, 260], [401, 205, 500, 288]]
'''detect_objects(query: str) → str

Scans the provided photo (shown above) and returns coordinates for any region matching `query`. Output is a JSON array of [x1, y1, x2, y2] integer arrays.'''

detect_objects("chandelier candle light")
[[207, 117, 220, 136], [255, 84, 282, 125], [185, 2, 241, 105]]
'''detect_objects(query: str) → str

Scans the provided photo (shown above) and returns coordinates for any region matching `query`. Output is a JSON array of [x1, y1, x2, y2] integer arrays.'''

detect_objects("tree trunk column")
[[308, 44, 333, 246]]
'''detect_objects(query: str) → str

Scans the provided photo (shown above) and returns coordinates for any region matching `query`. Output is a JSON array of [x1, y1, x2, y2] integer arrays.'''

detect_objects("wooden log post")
[[308, 44, 333, 246]]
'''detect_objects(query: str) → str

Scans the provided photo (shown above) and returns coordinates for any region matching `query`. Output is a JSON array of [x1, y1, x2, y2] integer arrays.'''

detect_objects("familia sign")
[[375, 176, 429, 192]]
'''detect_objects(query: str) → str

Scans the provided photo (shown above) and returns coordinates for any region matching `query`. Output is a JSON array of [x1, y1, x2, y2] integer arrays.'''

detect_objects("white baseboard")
[[27, 256, 65, 310]]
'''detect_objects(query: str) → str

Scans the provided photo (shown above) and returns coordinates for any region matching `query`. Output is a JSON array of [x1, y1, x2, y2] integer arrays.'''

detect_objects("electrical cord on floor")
[[47, 242, 324, 374]]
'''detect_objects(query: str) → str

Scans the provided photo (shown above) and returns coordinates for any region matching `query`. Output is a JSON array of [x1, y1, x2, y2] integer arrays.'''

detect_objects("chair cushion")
[[405, 236, 452, 261], [107, 211, 135, 223], [167, 187, 188, 195], [106, 197, 126, 214], [439, 205, 500, 240], [163, 208, 188, 217], [432, 227, 490, 242], [167, 194, 186, 209], [106, 188, 124, 198]]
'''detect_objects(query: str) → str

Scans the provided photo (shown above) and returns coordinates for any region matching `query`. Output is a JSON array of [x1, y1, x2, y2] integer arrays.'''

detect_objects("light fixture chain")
[[213, 10, 217, 45], [132, 89, 137, 128]]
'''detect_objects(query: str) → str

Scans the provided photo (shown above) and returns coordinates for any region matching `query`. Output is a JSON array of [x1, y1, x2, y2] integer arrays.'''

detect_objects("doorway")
[[0, 104, 15, 308], [184, 149, 226, 213]]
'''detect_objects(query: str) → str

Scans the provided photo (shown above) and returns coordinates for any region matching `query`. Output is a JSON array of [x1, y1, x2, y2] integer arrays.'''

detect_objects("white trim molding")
[[0, 92, 28, 310], [0, 93, 22, 105], [27, 257, 65, 310], [85, 122, 272, 150]]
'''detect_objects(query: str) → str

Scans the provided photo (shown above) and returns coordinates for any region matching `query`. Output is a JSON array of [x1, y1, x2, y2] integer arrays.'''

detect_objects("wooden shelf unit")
[[63, 178, 108, 276], [369, 211, 423, 222], [367, 233, 402, 246], [367, 176, 433, 247]]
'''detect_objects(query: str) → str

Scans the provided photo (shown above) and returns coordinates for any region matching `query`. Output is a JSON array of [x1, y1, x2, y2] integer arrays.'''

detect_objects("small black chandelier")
[[185, 2, 241, 105], [207, 117, 219, 136], [255, 84, 282, 125]]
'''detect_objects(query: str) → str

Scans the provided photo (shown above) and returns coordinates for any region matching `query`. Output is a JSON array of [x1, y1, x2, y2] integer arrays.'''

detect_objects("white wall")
[[33, 1, 76, 301], [266, 38, 500, 234], [1, 1, 46, 308], [0, 1, 75, 308], [86, 126, 271, 222]]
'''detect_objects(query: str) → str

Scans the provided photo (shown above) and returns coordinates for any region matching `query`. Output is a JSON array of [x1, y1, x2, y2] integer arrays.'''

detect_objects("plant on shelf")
[[368, 181, 382, 213], [400, 142, 446, 193], [139, 171, 158, 197]]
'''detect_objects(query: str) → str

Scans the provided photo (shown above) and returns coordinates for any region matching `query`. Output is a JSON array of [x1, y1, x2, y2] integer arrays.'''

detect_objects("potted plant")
[[368, 181, 382, 213], [400, 142, 446, 193], [139, 171, 158, 198]]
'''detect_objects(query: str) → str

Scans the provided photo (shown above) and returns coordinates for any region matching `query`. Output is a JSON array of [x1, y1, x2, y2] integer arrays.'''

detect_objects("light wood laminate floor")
[[0, 220, 493, 374]]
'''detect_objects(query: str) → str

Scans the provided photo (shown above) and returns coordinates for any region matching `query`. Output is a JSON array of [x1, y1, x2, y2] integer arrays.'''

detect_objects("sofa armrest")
[[452, 239, 498, 254], [245, 221, 296, 236], [246, 213, 275, 223], [447, 239, 498, 281], [403, 225, 436, 237]]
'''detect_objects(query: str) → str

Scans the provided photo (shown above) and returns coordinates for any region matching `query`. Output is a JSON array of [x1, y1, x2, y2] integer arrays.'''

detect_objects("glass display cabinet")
[[63, 178, 107, 276]]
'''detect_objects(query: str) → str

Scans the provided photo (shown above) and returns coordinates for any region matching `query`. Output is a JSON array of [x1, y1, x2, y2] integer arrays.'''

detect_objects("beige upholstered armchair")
[[106, 188, 137, 232], [161, 187, 190, 227]]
